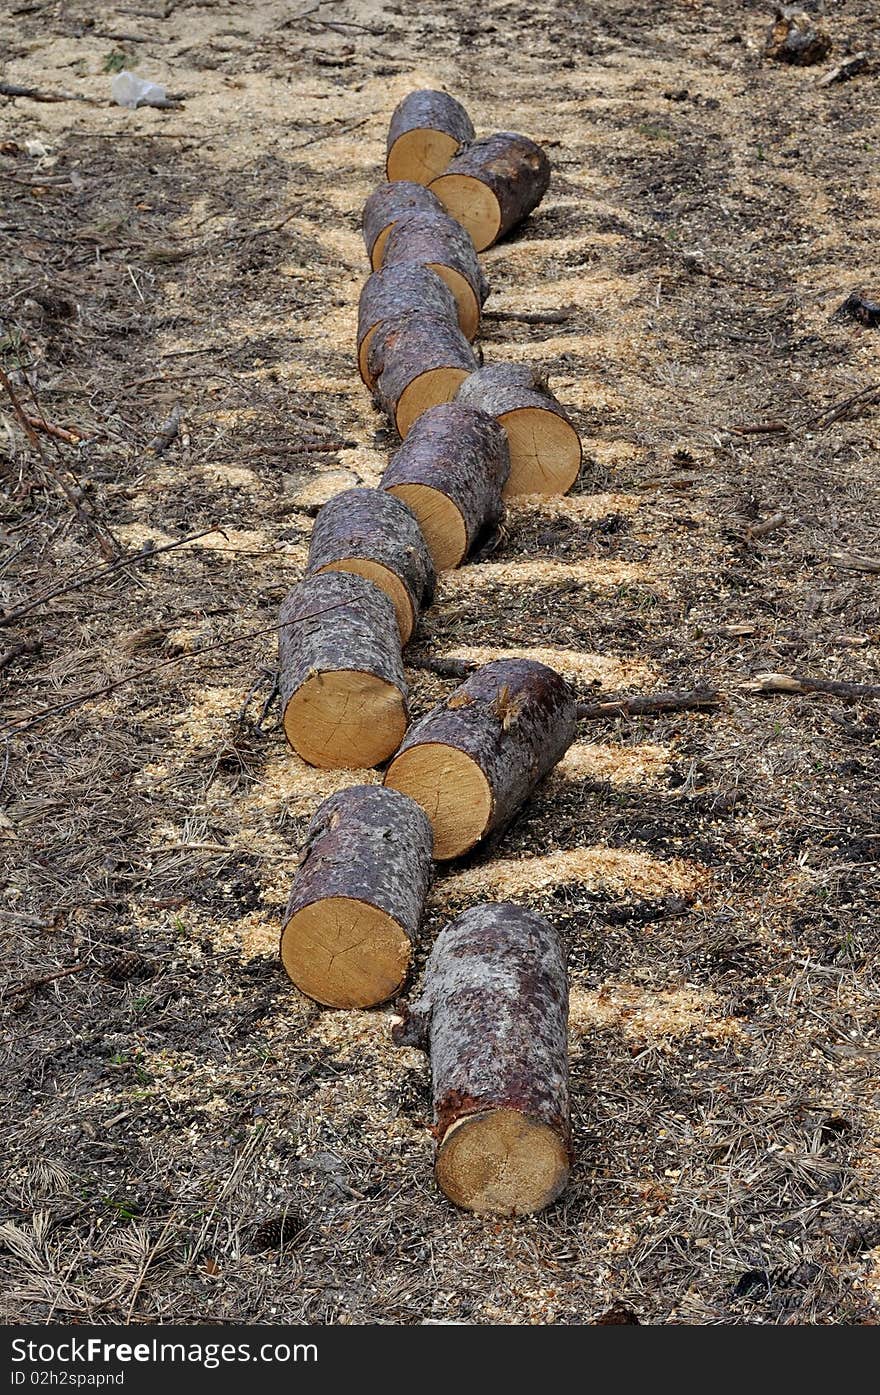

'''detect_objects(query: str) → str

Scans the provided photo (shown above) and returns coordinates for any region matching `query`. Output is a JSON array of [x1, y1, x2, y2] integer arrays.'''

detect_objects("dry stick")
[[0, 81, 102, 105], [810, 381, 880, 428], [0, 526, 224, 627], [483, 307, 574, 326], [828, 552, 880, 574], [22, 413, 83, 445], [5, 961, 89, 997], [746, 511, 787, 539], [0, 366, 121, 561], [748, 673, 880, 702], [0, 604, 348, 739], [725, 421, 788, 435], [576, 688, 722, 720], [146, 402, 182, 453]]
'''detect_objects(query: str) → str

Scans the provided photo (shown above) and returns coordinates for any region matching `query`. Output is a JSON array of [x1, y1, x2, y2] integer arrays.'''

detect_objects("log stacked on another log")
[[279, 570, 407, 769], [394, 902, 570, 1215], [368, 312, 478, 438], [386, 90, 475, 185], [357, 263, 458, 388], [306, 487, 435, 644], [281, 785, 433, 1008], [429, 131, 552, 251], [384, 657, 578, 858], [382, 209, 489, 340], [456, 363, 582, 495], [363, 181, 446, 270], [380, 403, 510, 570]]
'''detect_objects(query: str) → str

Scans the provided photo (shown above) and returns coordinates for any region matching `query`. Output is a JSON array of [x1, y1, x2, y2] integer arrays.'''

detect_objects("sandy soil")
[[1, 0, 879, 1325]]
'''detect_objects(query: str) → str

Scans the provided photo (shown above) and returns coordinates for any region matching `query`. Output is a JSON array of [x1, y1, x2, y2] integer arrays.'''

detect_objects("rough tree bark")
[[362, 181, 444, 269], [380, 402, 510, 570], [281, 784, 433, 1008], [384, 657, 577, 858], [368, 312, 478, 438], [357, 263, 458, 388], [429, 131, 551, 251], [394, 901, 570, 1215], [279, 570, 408, 770], [386, 89, 475, 185], [456, 363, 582, 495], [306, 487, 435, 645], [382, 209, 489, 341]]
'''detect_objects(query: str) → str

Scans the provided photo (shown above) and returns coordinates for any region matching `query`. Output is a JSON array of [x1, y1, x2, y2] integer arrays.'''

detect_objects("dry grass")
[[1, 0, 879, 1326]]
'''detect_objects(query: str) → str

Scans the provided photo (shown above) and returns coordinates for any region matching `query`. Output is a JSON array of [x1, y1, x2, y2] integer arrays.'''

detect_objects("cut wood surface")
[[278, 571, 407, 770], [394, 901, 570, 1215], [362, 180, 445, 269], [384, 657, 577, 859], [455, 362, 582, 495], [357, 262, 458, 389], [368, 312, 478, 438], [382, 208, 489, 340], [380, 402, 510, 570], [386, 89, 475, 185], [281, 785, 433, 1008], [429, 131, 551, 251], [306, 486, 435, 644]]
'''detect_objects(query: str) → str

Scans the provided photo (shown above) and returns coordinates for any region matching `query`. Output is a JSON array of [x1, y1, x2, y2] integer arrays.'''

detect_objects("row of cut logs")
[[274, 90, 581, 1215]]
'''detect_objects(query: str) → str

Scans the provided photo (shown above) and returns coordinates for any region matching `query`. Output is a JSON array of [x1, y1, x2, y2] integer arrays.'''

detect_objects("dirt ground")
[[1, 0, 879, 1326]]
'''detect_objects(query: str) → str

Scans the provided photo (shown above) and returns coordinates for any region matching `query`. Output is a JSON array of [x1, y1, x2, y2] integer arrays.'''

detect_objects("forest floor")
[[1, 0, 879, 1326]]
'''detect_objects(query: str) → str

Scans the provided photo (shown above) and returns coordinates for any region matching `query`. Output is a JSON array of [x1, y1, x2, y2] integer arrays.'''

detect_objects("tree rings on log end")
[[281, 896, 411, 1009], [386, 90, 475, 186], [397, 365, 471, 438], [384, 482, 467, 571], [283, 669, 407, 770], [384, 741, 492, 859], [500, 406, 582, 496], [435, 1109, 570, 1215], [428, 172, 501, 253]]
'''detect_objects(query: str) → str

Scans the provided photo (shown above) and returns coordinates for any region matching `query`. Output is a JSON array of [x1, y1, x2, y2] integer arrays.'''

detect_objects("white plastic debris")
[[111, 71, 167, 109]]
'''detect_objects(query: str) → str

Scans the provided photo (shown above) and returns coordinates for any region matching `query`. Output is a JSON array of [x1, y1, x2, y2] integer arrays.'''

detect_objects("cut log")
[[384, 657, 576, 859], [455, 363, 582, 496], [368, 312, 478, 439], [281, 785, 433, 1008], [394, 902, 570, 1215], [357, 263, 458, 389], [362, 181, 444, 270], [383, 209, 489, 341], [306, 486, 435, 644], [386, 90, 475, 186], [429, 131, 551, 252], [279, 570, 407, 769], [380, 403, 510, 570]]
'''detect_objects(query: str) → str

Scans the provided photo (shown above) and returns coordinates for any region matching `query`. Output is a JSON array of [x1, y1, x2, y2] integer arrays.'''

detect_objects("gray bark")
[[283, 785, 433, 948], [357, 263, 458, 387], [394, 901, 570, 1148], [362, 181, 444, 268], [455, 361, 576, 432], [386, 90, 475, 179], [306, 487, 436, 633], [380, 403, 510, 564], [367, 313, 478, 435], [430, 131, 551, 247], [382, 209, 489, 329]]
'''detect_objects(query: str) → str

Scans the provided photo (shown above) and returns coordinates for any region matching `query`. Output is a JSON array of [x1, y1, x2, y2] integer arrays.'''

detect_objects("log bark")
[[382, 209, 489, 341], [357, 262, 458, 389], [394, 901, 570, 1215], [306, 486, 435, 644], [429, 131, 551, 251], [380, 403, 510, 570], [455, 362, 582, 496], [362, 180, 445, 270], [279, 570, 408, 769], [386, 90, 475, 185], [368, 312, 478, 439], [281, 784, 433, 1008], [384, 657, 577, 859]]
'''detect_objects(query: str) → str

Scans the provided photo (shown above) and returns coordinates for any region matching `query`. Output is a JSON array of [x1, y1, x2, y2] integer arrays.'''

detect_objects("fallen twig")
[[817, 52, 869, 86], [746, 511, 787, 539], [828, 551, 880, 574], [146, 402, 182, 453], [483, 307, 575, 326], [575, 688, 722, 721], [810, 381, 880, 427], [22, 413, 83, 445], [725, 421, 788, 435], [0, 81, 102, 105], [5, 961, 89, 997], [407, 656, 478, 681], [747, 672, 880, 702], [0, 527, 224, 628]]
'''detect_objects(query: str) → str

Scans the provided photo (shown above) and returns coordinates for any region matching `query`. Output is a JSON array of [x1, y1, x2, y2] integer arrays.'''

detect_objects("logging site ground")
[[1, 0, 879, 1328]]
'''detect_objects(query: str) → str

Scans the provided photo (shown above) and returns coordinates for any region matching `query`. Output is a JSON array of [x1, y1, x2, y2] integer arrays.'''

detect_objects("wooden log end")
[[430, 262, 480, 340], [387, 127, 462, 186], [385, 741, 492, 859], [385, 481, 468, 571], [314, 558, 415, 644], [281, 895, 411, 1008], [429, 172, 501, 252], [501, 406, 582, 496], [397, 366, 470, 437], [435, 1109, 570, 1215], [283, 669, 407, 769]]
